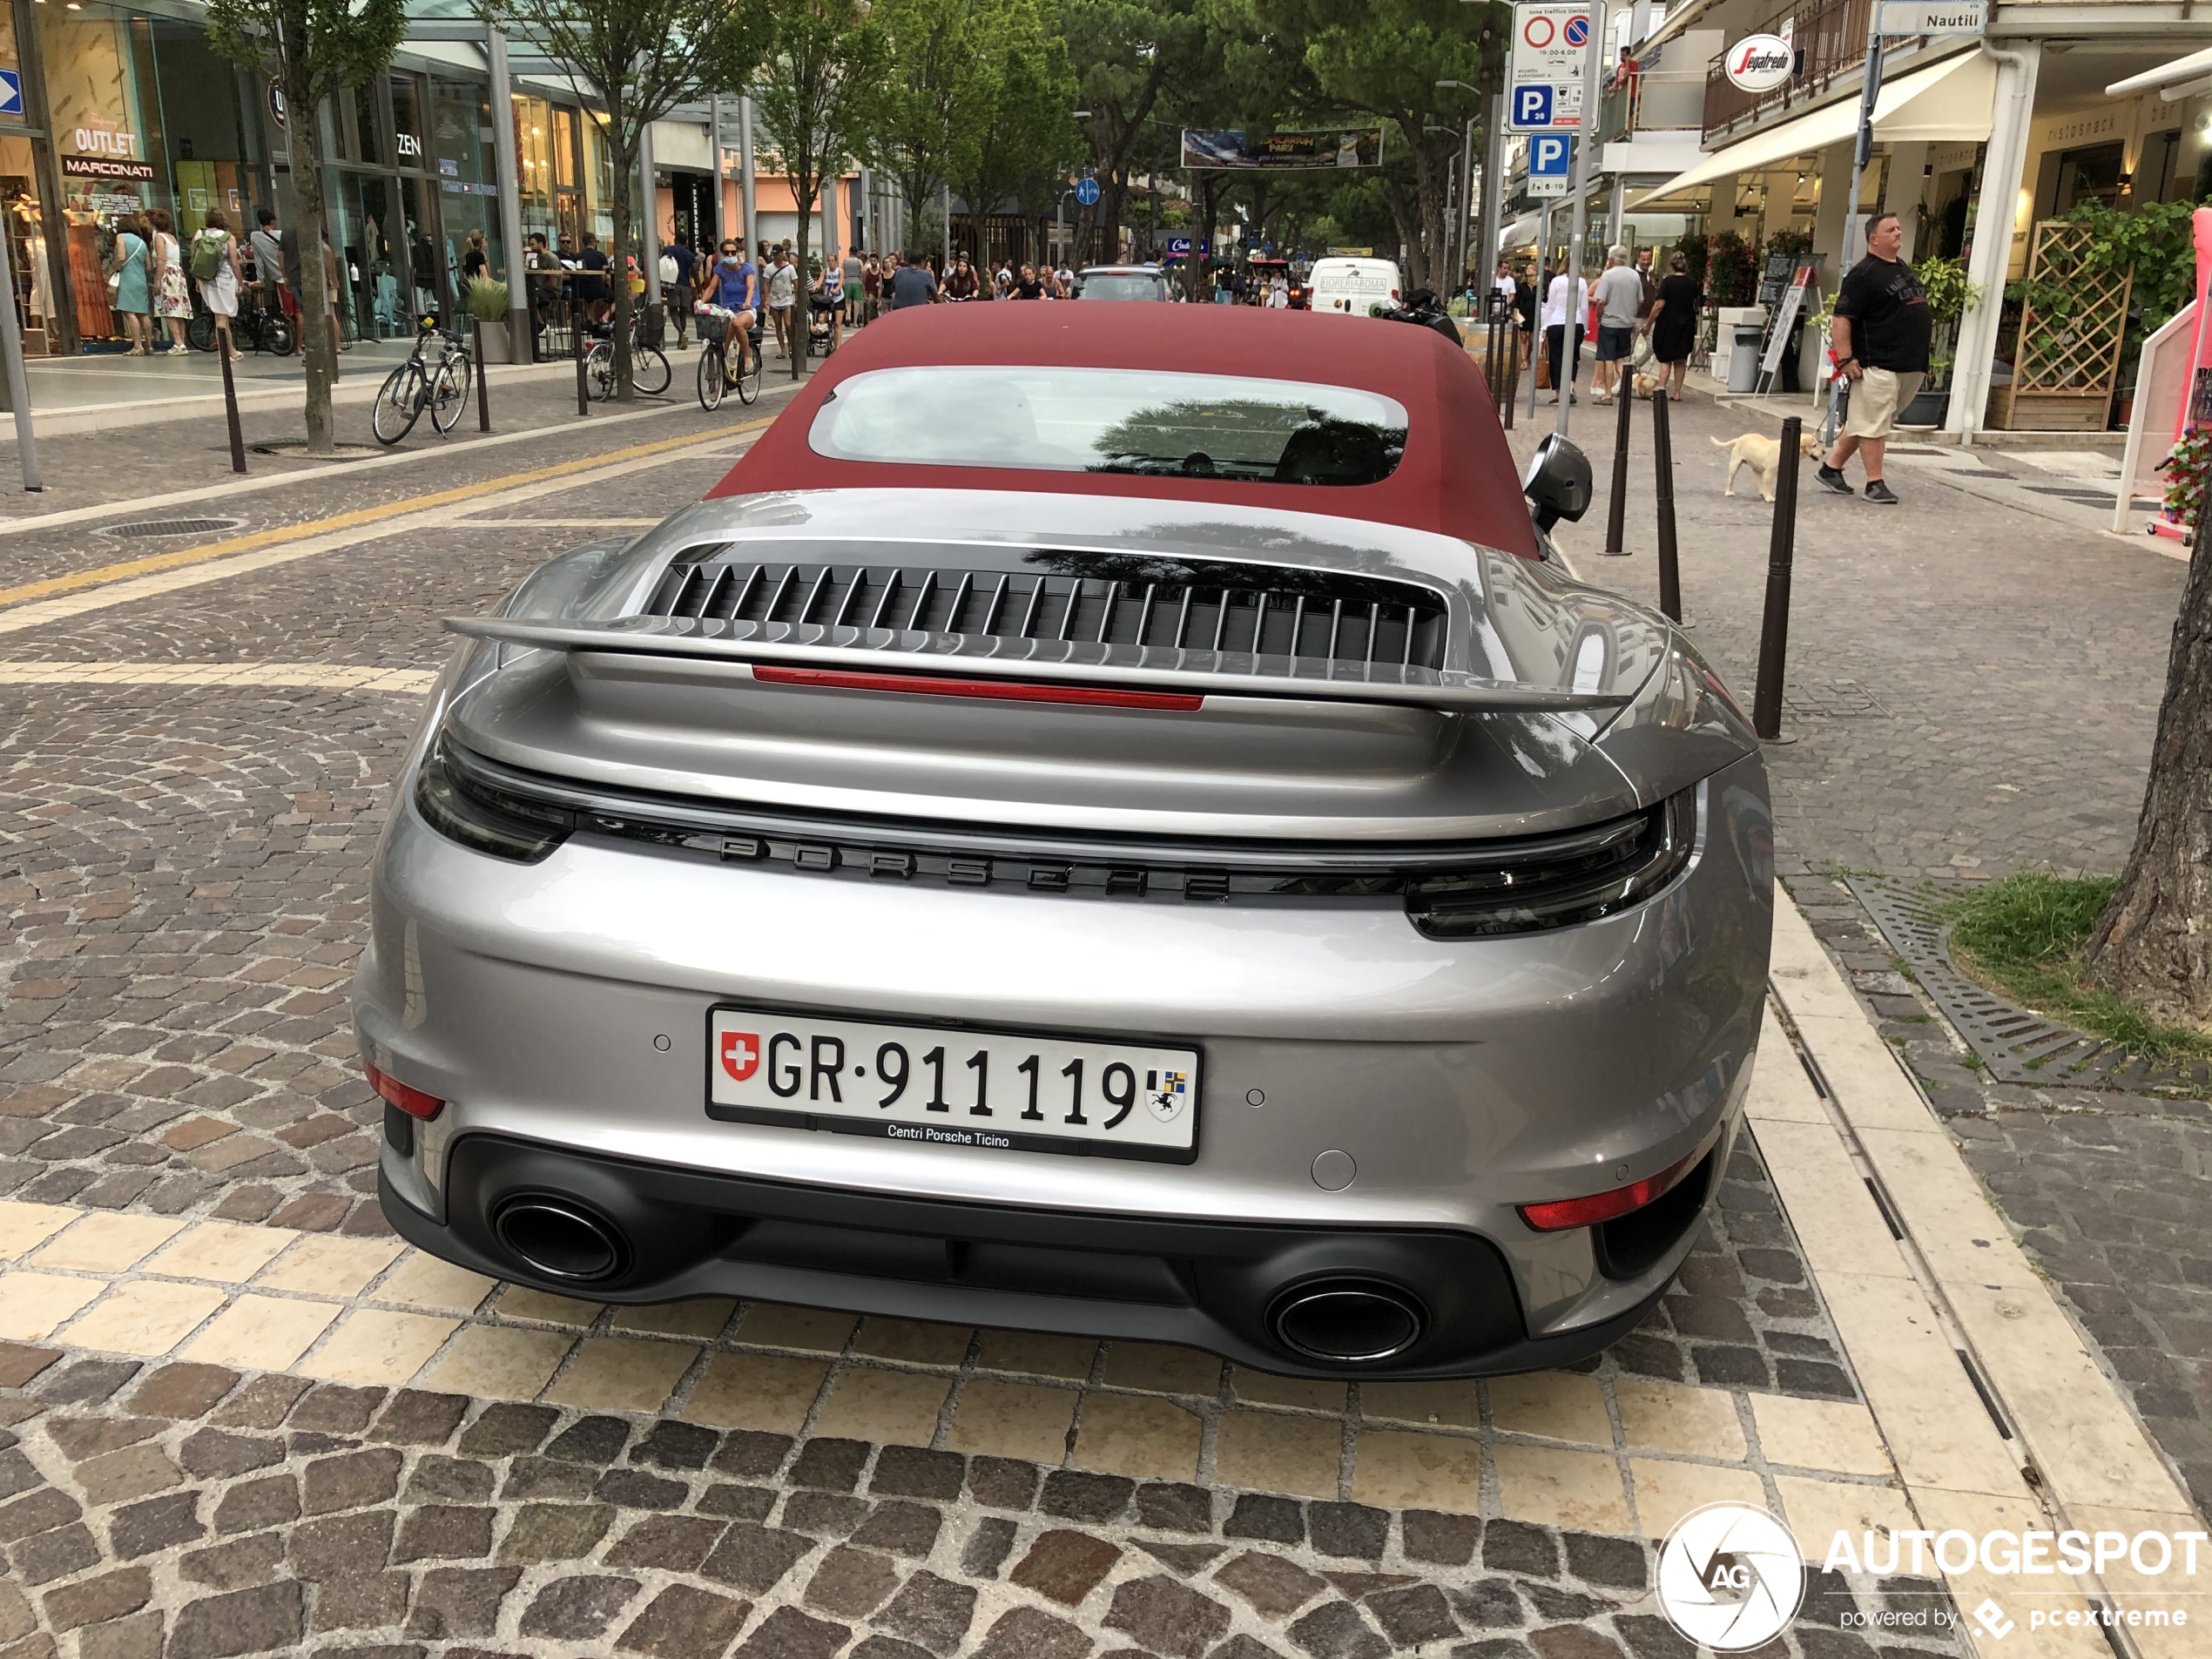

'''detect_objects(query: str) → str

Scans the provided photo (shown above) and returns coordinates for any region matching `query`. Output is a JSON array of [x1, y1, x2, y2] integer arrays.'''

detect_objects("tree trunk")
[[2085, 507, 2212, 1028], [791, 158, 815, 381], [610, 110, 637, 404], [287, 65, 337, 458]]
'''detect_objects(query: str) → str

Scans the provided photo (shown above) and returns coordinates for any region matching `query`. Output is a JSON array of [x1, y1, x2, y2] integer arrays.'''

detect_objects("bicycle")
[[696, 314, 763, 411], [187, 286, 296, 357], [371, 314, 473, 444], [583, 313, 671, 401]]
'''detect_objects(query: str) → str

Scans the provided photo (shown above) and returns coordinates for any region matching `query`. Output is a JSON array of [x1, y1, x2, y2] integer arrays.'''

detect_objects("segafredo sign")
[[1723, 33, 1795, 92]]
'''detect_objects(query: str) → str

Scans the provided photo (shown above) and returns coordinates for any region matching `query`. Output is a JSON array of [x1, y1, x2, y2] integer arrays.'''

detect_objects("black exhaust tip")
[[492, 1196, 629, 1284], [1269, 1279, 1426, 1364]]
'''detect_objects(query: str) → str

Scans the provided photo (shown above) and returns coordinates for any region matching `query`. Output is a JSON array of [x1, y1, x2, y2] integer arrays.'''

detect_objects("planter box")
[[1899, 386, 1949, 427], [474, 321, 512, 365]]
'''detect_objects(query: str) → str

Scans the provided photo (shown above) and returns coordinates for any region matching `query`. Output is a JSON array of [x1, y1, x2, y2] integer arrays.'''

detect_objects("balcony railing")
[[1703, 0, 1892, 143], [1599, 68, 1710, 141]]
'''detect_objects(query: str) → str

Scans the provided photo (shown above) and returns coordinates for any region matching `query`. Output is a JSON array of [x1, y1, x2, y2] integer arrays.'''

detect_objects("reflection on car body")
[[356, 303, 1771, 1379]]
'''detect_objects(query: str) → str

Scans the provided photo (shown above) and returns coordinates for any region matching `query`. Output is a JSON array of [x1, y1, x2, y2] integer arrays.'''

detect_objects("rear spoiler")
[[443, 617, 1638, 715]]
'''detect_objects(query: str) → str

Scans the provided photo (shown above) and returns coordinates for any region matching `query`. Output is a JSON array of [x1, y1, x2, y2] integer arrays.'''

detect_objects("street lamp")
[[1055, 111, 1093, 268], [1439, 78, 1496, 298]]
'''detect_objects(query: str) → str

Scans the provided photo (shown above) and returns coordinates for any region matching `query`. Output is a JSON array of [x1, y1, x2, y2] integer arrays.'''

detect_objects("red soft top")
[[710, 303, 1539, 557]]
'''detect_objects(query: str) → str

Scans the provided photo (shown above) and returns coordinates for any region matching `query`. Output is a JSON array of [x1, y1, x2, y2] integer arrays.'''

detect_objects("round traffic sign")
[[1522, 15, 1554, 46], [1074, 176, 1100, 206], [1564, 14, 1590, 45]]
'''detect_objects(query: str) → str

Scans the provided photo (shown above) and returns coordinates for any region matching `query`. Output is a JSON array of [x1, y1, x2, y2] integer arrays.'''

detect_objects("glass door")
[[334, 170, 401, 341]]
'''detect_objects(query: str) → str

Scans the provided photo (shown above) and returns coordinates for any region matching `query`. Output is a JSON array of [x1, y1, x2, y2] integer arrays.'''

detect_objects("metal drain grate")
[[1846, 874, 2212, 1095], [1783, 678, 1893, 719], [99, 517, 244, 540]]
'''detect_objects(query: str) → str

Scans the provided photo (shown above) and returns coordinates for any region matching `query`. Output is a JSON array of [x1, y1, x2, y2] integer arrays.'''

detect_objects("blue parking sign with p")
[[1514, 84, 1553, 127], [1531, 134, 1570, 174], [0, 71, 20, 118]]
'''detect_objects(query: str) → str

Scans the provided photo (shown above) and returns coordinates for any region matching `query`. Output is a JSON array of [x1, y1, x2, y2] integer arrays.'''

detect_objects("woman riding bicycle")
[[693, 239, 758, 379]]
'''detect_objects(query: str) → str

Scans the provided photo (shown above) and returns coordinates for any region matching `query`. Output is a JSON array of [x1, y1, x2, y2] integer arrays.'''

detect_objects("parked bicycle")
[[696, 314, 763, 412], [188, 286, 295, 357], [583, 313, 671, 401], [371, 314, 474, 444]]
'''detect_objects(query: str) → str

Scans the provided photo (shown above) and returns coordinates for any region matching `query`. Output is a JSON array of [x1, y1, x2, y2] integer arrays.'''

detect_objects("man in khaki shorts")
[[1815, 212, 1928, 506]]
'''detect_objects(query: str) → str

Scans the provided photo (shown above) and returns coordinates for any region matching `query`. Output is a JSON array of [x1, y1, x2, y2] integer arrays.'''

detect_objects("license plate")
[[705, 1006, 1200, 1163]]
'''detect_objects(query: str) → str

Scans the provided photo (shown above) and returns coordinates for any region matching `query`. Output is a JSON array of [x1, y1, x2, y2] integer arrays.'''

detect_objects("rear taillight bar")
[[367, 1062, 444, 1121], [1517, 1143, 1704, 1232]]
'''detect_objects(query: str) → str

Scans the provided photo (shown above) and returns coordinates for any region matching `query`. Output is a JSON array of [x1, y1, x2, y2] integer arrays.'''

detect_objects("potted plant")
[[1898, 255, 1980, 425], [465, 278, 510, 362]]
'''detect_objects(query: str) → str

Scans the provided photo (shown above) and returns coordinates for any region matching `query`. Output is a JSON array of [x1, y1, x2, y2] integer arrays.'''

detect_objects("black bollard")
[[574, 311, 588, 416], [1602, 371, 1635, 556], [1501, 328, 1518, 433], [218, 343, 246, 475], [474, 318, 492, 433], [1652, 390, 1680, 619], [1751, 415, 1804, 740]]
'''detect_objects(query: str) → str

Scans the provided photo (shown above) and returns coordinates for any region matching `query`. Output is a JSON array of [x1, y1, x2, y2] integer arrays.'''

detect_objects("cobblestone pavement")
[[1517, 388, 2212, 1526]]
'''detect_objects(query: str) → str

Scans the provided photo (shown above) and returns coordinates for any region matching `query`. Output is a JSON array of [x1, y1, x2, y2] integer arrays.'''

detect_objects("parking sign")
[[1507, 1, 1589, 130], [1527, 132, 1571, 197]]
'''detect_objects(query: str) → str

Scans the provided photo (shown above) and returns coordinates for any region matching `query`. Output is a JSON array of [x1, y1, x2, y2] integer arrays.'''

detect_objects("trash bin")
[[1729, 323, 1764, 393]]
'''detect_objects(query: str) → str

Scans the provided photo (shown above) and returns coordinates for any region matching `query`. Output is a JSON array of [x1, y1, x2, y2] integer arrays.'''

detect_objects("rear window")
[[807, 367, 1409, 487], [1077, 273, 1167, 300]]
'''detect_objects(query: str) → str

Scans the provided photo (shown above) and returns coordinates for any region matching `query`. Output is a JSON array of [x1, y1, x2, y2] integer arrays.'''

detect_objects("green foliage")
[[1673, 231, 1707, 291], [941, 0, 1084, 258], [2159, 425, 2212, 525], [463, 278, 509, 322], [1912, 253, 1979, 322], [1703, 230, 1759, 306], [1946, 873, 2212, 1062], [1764, 226, 1811, 261]]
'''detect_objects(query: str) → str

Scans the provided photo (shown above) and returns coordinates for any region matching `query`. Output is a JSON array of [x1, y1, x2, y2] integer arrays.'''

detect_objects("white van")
[[1307, 257, 1404, 315]]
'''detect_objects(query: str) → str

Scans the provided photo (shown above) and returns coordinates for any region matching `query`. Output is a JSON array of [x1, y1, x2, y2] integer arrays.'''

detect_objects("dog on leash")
[[1632, 372, 1667, 401], [1711, 430, 1824, 502]]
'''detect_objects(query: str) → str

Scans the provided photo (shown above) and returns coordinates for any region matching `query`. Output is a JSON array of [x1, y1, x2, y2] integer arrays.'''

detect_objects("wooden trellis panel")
[[1999, 220, 2132, 431]]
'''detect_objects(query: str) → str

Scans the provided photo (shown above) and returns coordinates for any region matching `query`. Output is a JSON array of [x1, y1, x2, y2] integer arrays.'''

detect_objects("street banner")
[[1179, 129, 1385, 169]]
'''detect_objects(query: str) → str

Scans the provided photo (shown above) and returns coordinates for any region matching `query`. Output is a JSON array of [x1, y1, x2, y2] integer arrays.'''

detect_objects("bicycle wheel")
[[697, 342, 725, 411], [186, 312, 217, 354], [735, 336, 762, 406], [633, 346, 671, 396], [586, 343, 617, 402], [428, 357, 469, 435], [265, 313, 297, 357], [372, 363, 423, 444], [442, 345, 474, 412]]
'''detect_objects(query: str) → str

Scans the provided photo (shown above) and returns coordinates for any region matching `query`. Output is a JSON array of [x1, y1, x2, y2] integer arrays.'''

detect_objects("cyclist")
[[693, 237, 758, 381]]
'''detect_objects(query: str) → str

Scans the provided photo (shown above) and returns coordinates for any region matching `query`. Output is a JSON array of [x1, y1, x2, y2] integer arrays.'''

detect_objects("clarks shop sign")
[[1723, 34, 1794, 91]]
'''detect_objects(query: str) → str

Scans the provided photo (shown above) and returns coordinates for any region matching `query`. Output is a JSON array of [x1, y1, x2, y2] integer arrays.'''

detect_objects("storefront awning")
[[1496, 212, 1541, 253], [2106, 47, 2212, 101], [1629, 48, 1995, 209]]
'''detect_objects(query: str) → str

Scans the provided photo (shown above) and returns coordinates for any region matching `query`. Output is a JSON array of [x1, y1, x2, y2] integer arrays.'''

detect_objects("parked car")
[[1073, 264, 1174, 300], [357, 302, 1772, 1379], [1309, 255, 1404, 316]]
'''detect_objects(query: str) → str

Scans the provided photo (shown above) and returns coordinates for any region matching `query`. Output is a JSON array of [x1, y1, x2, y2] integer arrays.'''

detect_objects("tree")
[[2085, 502, 2212, 1028], [945, 0, 1083, 265], [476, 0, 772, 401], [206, 0, 405, 456], [753, 0, 884, 379], [1062, 0, 1212, 264], [871, 0, 988, 248]]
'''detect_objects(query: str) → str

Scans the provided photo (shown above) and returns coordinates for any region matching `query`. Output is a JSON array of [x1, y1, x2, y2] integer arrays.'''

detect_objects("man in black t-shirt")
[[1817, 212, 1931, 505]]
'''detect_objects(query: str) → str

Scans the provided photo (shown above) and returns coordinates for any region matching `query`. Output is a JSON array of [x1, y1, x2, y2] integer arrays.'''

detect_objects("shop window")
[[351, 80, 383, 165], [391, 73, 425, 169]]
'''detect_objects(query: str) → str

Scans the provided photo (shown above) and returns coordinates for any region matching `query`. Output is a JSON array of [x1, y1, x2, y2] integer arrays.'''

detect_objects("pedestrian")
[[250, 207, 292, 325], [889, 250, 940, 308], [1541, 263, 1588, 404], [994, 260, 1013, 299], [841, 246, 864, 327], [765, 246, 799, 355], [1590, 246, 1642, 403], [462, 230, 489, 287], [278, 220, 343, 375], [1817, 212, 1929, 507], [1641, 250, 1701, 401], [145, 208, 193, 353], [1514, 261, 1536, 369], [190, 209, 245, 362], [574, 231, 611, 325], [1055, 262, 1074, 299], [944, 255, 981, 301], [108, 212, 153, 354], [811, 251, 845, 351], [861, 255, 882, 322], [663, 232, 698, 348], [1012, 263, 1045, 300]]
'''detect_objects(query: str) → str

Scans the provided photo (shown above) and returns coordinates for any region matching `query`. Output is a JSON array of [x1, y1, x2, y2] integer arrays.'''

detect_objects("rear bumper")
[[379, 1132, 1701, 1379]]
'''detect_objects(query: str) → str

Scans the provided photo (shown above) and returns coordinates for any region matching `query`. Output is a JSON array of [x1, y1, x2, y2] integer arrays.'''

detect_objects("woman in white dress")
[[192, 210, 246, 362], [145, 207, 193, 352]]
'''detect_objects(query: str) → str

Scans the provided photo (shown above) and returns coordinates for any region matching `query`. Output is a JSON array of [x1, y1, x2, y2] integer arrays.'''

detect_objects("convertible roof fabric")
[[709, 301, 1540, 559]]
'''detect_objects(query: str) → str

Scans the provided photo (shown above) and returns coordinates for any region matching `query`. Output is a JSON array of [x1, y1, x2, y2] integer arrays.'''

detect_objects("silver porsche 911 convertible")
[[354, 302, 1772, 1379]]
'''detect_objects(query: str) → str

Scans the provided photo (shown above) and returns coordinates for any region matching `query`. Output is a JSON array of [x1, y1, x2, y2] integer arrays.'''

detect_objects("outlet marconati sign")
[[1723, 34, 1795, 92]]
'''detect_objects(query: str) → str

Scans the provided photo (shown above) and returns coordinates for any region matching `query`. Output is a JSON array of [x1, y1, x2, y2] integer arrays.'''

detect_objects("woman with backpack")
[[191, 210, 246, 362], [146, 208, 193, 352], [107, 213, 154, 354]]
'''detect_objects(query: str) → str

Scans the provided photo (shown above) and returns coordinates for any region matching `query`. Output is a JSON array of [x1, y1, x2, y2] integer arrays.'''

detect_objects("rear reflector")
[[366, 1061, 445, 1121], [1517, 1147, 1702, 1232], [752, 665, 1202, 711]]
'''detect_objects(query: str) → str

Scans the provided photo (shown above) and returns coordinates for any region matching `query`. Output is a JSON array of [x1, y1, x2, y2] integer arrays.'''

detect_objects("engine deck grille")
[[639, 549, 1450, 672]]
